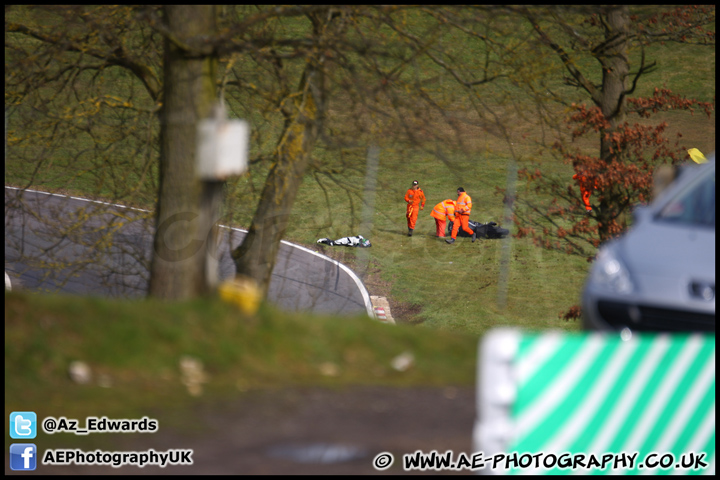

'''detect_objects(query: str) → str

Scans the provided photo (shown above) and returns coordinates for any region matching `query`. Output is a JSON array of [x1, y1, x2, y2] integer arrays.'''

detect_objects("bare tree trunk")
[[149, 5, 217, 299], [231, 11, 331, 299], [231, 69, 321, 298], [598, 6, 630, 162], [597, 5, 630, 241]]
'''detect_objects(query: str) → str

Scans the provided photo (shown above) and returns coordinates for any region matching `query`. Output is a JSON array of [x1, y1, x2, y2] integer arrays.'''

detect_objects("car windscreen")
[[656, 164, 715, 228]]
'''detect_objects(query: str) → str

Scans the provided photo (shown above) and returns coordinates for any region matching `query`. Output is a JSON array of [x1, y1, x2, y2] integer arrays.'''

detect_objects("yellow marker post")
[[218, 276, 261, 315], [688, 148, 708, 164]]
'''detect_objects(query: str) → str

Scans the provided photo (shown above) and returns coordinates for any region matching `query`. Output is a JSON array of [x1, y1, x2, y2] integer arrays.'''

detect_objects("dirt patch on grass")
[[389, 302, 425, 326]]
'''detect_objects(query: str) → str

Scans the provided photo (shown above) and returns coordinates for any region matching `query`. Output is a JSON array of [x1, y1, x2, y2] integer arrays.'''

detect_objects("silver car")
[[582, 156, 715, 332]]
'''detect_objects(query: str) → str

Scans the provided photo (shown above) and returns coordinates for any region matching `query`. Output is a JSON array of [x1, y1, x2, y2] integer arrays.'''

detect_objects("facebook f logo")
[[10, 444, 37, 471], [10, 411, 37, 439]]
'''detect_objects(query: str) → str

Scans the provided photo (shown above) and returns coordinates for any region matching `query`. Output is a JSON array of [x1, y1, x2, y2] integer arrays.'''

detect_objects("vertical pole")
[[497, 147, 517, 311], [357, 144, 379, 276], [5, 107, 7, 184], [198, 179, 224, 293]]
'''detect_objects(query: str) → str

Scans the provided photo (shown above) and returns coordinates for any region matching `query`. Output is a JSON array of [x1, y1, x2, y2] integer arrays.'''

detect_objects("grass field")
[[4, 6, 715, 434]]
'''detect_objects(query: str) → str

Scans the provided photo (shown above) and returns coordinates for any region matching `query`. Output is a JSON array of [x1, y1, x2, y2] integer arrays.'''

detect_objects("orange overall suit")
[[404, 182, 426, 235], [573, 173, 597, 212], [451, 189, 475, 240], [431, 199, 456, 238]]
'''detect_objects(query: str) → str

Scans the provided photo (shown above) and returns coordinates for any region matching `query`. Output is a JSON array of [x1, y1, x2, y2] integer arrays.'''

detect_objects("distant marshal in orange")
[[404, 180, 426, 237]]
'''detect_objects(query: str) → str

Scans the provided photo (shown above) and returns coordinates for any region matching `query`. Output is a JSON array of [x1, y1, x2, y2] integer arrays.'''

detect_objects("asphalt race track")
[[5, 187, 373, 317]]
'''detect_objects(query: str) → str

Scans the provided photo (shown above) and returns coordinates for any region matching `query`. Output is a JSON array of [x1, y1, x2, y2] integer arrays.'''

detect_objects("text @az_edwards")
[[42, 416, 158, 435]]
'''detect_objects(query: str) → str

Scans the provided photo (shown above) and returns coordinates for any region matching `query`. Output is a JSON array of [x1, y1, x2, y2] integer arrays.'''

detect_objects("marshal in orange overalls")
[[404, 181, 426, 236], [450, 188, 475, 240], [430, 199, 456, 238], [573, 173, 598, 212]]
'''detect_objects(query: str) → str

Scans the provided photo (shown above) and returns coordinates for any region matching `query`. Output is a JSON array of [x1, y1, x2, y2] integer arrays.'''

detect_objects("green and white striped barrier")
[[473, 328, 715, 475]]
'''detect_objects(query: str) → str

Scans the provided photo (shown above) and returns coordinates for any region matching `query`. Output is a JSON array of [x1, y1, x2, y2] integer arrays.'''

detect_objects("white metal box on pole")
[[196, 105, 250, 180]]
